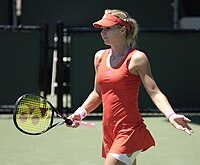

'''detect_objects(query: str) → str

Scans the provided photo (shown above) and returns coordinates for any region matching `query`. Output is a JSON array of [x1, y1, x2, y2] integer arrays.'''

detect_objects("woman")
[[67, 9, 193, 165]]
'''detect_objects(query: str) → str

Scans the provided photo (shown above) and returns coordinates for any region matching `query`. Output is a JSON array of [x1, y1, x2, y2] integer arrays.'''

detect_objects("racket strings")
[[16, 95, 53, 134]]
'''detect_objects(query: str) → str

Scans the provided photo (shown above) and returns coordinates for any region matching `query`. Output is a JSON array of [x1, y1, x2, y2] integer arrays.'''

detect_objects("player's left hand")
[[169, 114, 194, 135]]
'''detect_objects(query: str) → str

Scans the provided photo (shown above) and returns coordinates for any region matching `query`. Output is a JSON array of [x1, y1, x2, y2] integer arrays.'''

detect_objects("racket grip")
[[65, 119, 95, 128], [65, 118, 73, 125], [79, 121, 96, 128]]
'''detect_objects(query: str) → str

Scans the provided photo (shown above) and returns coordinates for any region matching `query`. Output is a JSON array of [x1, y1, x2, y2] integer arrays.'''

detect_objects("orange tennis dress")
[[96, 48, 155, 158]]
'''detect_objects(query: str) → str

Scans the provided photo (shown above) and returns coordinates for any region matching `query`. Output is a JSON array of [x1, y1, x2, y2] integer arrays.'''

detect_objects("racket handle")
[[65, 118, 73, 125], [65, 118, 95, 128]]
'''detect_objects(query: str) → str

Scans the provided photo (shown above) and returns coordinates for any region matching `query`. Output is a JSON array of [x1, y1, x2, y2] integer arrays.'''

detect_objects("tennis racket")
[[13, 94, 95, 135]]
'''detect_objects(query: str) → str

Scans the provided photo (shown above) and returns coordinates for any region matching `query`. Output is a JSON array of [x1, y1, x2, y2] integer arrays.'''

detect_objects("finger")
[[183, 116, 191, 122], [185, 129, 191, 135], [184, 128, 193, 135], [175, 124, 194, 135], [176, 125, 188, 133], [175, 124, 185, 131], [181, 119, 194, 133], [71, 121, 80, 128], [175, 123, 189, 132], [186, 127, 194, 133], [185, 125, 194, 134]]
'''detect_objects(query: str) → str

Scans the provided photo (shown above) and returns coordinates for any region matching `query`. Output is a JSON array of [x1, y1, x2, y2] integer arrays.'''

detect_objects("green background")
[[0, 116, 199, 165], [0, 0, 199, 111]]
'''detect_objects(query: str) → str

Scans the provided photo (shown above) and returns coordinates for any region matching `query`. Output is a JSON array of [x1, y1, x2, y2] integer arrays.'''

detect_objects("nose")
[[101, 28, 107, 35]]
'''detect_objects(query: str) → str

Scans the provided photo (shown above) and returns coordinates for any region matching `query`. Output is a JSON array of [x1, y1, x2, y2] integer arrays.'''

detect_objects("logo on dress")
[[105, 70, 111, 76]]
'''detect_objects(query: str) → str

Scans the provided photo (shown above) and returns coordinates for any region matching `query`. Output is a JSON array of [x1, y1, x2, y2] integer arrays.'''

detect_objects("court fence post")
[[56, 20, 64, 113]]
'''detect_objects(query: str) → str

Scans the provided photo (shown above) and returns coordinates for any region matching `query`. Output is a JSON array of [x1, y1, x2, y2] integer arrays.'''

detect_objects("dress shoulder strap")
[[97, 49, 110, 66]]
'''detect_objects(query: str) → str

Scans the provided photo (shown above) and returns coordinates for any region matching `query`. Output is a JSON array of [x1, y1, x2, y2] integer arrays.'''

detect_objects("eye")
[[101, 27, 112, 30], [105, 27, 112, 30]]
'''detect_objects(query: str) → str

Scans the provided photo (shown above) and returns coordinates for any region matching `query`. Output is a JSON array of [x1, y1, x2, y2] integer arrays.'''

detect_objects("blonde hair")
[[105, 9, 138, 47]]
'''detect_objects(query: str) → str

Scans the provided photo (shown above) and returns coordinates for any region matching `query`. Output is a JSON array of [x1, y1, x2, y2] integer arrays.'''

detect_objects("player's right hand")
[[65, 112, 81, 128]]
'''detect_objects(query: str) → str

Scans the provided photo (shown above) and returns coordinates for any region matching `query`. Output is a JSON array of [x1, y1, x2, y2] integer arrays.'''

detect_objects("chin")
[[103, 40, 110, 46]]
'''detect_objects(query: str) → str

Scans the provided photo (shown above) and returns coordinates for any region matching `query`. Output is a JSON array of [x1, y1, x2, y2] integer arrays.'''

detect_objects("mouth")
[[102, 37, 108, 40]]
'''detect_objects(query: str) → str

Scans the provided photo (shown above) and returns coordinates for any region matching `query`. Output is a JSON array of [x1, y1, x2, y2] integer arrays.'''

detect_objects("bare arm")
[[129, 51, 173, 117], [129, 51, 193, 135], [81, 50, 103, 113], [67, 50, 103, 126]]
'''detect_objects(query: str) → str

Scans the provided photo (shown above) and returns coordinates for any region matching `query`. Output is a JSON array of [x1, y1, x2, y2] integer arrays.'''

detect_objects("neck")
[[111, 44, 130, 57]]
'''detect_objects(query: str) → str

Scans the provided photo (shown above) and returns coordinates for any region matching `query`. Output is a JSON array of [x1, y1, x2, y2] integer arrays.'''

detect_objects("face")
[[100, 25, 123, 45]]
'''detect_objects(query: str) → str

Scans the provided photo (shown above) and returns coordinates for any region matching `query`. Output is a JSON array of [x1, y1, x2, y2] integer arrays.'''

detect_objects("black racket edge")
[[55, 113, 73, 126], [28, 94, 73, 126], [13, 93, 73, 135], [41, 96, 73, 126], [12, 94, 49, 135]]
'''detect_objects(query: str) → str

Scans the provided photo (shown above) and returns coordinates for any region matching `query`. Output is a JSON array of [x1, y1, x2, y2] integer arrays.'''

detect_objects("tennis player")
[[67, 9, 193, 165]]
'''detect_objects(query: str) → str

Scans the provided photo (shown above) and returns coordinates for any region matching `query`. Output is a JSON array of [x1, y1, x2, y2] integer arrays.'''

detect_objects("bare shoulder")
[[94, 49, 106, 69], [94, 50, 104, 62], [129, 50, 150, 74], [131, 50, 149, 63]]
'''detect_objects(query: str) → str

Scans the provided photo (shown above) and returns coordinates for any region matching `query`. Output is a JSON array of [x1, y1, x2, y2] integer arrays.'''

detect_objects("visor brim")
[[93, 19, 118, 28]]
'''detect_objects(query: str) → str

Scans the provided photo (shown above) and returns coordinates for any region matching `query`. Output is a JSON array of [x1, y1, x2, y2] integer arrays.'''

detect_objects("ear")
[[120, 26, 127, 34]]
